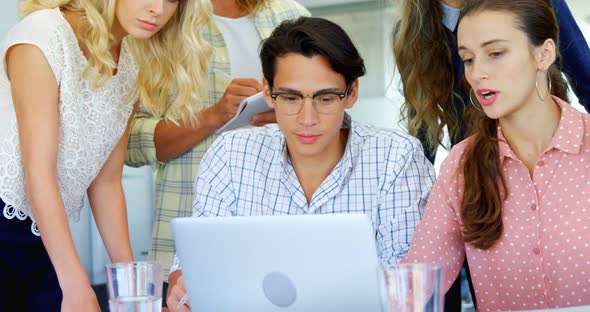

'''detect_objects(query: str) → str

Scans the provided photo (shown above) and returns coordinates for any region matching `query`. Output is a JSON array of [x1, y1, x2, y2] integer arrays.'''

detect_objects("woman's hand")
[[61, 283, 101, 312]]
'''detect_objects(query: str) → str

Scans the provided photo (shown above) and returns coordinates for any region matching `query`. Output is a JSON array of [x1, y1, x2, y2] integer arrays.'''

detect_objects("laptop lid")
[[172, 213, 386, 312]]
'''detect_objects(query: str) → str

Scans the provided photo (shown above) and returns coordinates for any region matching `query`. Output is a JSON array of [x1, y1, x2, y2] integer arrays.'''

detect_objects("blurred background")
[[1, 0, 588, 310]]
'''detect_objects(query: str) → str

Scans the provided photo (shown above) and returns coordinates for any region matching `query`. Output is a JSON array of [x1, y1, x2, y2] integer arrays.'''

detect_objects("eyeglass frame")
[[269, 85, 352, 115]]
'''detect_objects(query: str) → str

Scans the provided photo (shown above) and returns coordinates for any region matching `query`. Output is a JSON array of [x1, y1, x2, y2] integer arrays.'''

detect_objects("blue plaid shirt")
[[171, 120, 434, 272]]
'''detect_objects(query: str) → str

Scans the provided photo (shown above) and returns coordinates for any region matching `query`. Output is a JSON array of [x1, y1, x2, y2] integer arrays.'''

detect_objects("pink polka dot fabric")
[[403, 97, 590, 311]]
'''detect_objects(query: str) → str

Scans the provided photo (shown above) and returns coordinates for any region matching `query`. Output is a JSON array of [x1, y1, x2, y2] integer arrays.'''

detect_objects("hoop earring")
[[535, 70, 552, 101], [469, 88, 483, 112]]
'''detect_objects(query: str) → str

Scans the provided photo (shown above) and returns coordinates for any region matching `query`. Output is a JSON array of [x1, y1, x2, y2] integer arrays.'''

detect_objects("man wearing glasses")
[[167, 16, 435, 309]]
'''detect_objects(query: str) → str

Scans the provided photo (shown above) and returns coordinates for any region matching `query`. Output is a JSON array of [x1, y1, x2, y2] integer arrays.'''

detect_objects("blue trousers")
[[0, 198, 62, 312]]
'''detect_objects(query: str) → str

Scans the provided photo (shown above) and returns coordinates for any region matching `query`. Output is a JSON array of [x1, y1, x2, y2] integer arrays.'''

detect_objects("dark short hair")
[[260, 16, 366, 88]]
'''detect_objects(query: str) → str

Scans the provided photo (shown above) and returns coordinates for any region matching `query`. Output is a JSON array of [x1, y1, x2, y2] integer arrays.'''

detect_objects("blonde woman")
[[125, 0, 309, 302], [0, 0, 211, 310]]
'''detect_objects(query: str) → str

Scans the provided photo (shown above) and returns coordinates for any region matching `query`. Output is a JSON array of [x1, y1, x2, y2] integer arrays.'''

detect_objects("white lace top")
[[0, 8, 138, 235]]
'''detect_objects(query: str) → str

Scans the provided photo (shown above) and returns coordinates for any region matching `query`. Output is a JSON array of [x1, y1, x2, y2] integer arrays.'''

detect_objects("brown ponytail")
[[459, 0, 569, 250]]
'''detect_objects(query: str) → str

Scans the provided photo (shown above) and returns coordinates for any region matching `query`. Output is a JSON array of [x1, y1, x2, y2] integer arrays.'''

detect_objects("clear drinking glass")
[[106, 261, 163, 312], [382, 263, 445, 312]]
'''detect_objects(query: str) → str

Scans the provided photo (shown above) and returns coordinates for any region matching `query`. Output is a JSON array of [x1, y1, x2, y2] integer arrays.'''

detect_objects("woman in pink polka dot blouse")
[[402, 0, 590, 310]]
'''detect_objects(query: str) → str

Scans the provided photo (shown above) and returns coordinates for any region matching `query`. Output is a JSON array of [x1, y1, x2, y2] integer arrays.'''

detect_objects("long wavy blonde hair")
[[20, 0, 213, 124]]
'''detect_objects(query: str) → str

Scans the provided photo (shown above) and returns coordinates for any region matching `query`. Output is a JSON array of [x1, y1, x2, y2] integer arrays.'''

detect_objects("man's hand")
[[167, 271, 191, 312]]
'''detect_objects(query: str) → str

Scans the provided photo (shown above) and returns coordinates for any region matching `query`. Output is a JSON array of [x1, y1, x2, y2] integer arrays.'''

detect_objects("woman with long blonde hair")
[[0, 0, 211, 310]]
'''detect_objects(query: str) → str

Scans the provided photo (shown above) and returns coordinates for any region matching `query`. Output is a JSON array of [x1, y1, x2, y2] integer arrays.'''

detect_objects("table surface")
[[512, 306, 590, 312]]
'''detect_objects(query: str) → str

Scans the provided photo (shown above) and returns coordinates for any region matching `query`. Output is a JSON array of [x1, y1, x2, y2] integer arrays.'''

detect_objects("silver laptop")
[[171, 214, 386, 312]]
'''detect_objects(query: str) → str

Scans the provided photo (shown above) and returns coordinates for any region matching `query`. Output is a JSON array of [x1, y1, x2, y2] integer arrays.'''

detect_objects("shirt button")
[[533, 247, 541, 255], [537, 292, 545, 301], [531, 204, 537, 211], [537, 160, 545, 167]]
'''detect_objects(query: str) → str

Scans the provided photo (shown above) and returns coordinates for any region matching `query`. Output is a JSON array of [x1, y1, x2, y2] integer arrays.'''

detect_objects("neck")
[[110, 18, 127, 46], [441, 0, 463, 8], [212, 0, 248, 18], [499, 95, 560, 169], [289, 129, 349, 204]]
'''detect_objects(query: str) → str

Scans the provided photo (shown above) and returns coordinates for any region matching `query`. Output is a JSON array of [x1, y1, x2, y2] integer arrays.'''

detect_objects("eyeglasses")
[[270, 86, 350, 115]]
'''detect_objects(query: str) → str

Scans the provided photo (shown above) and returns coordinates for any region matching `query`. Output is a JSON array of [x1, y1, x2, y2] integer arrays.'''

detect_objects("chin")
[[483, 108, 509, 120], [126, 29, 158, 40], [481, 102, 502, 118], [290, 145, 321, 158], [483, 111, 502, 120]]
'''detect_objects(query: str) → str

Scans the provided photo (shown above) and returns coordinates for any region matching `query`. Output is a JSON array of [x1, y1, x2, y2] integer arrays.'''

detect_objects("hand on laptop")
[[168, 271, 191, 312]]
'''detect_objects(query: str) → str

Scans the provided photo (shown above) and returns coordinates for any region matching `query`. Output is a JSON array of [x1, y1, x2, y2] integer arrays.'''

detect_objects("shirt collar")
[[338, 117, 355, 178], [498, 96, 584, 163], [440, 1, 461, 32], [251, 5, 276, 39], [546, 96, 584, 154]]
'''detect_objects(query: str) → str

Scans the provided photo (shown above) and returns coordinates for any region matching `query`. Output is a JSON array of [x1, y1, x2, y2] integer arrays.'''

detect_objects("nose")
[[467, 58, 489, 84], [296, 97, 320, 127], [148, 0, 164, 15]]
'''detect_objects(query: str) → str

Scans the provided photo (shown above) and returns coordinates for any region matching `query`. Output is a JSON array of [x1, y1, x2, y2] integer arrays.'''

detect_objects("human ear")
[[535, 38, 557, 71], [344, 80, 359, 109], [262, 78, 275, 109]]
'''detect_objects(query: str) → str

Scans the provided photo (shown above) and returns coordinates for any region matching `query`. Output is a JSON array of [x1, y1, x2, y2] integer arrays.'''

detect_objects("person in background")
[[0, 0, 212, 311], [403, 0, 590, 310], [166, 16, 435, 311], [394, 0, 590, 162], [125, 1, 309, 302]]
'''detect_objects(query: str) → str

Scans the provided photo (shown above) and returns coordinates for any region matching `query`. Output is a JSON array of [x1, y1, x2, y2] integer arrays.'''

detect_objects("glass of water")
[[382, 263, 445, 312], [106, 261, 163, 312]]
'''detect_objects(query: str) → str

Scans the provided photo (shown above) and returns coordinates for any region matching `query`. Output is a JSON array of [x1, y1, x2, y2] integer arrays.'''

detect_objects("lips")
[[476, 88, 499, 107], [138, 19, 158, 30], [295, 133, 321, 144]]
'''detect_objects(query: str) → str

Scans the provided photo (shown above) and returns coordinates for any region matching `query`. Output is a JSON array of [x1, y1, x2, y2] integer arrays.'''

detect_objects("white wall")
[[308, 2, 402, 130], [0, 1, 18, 38]]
